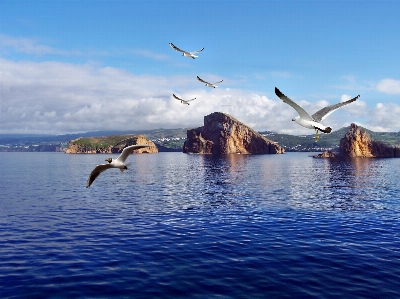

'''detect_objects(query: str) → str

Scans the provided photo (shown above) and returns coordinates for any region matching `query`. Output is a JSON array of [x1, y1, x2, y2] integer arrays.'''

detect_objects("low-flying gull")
[[275, 87, 360, 141], [173, 94, 196, 105], [86, 144, 151, 187], [169, 43, 204, 59], [196, 76, 223, 88]]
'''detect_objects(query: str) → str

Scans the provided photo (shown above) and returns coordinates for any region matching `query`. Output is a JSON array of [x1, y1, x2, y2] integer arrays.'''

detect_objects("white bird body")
[[86, 144, 151, 187], [196, 76, 223, 88], [173, 94, 196, 105], [169, 43, 204, 59], [275, 87, 359, 141], [293, 116, 331, 133], [183, 52, 198, 59]]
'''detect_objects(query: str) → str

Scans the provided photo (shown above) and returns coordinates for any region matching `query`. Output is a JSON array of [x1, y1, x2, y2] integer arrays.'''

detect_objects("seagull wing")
[[189, 47, 204, 54], [86, 164, 113, 188], [187, 98, 196, 102], [312, 94, 360, 122], [116, 144, 151, 163], [173, 94, 183, 101], [212, 79, 223, 84], [196, 76, 210, 84], [275, 87, 313, 121], [169, 43, 186, 53]]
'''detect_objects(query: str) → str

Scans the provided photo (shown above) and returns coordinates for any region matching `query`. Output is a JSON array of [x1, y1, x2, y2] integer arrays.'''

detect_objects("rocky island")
[[316, 123, 400, 158], [65, 134, 158, 154], [183, 112, 284, 154]]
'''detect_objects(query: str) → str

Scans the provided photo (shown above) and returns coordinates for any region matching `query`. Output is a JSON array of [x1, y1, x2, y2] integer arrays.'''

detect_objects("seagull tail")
[[120, 164, 130, 172], [321, 127, 332, 134]]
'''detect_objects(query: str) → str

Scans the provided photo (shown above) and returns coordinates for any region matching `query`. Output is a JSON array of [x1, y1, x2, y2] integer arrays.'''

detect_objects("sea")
[[0, 152, 399, 299]]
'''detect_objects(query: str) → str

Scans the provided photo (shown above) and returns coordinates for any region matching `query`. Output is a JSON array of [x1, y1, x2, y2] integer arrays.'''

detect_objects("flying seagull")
[[196, 76, 223, 88], [173, 94, 196, 105], [169, 43, 204, 59], [275, 87, 360, 141], [86, 144, 151, 187]]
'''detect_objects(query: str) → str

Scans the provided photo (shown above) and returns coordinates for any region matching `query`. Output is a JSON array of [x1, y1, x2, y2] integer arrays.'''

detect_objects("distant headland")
[[65, 135, 158, 154], [1, 115, 399, 153]]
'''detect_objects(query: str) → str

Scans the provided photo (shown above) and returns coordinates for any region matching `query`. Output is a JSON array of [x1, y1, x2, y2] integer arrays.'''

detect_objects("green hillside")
[[263, 126, 400, 151], [1, 126, 399, 152]]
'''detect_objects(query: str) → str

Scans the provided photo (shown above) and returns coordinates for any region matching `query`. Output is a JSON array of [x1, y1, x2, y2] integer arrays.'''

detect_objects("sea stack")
[[183, 112, 284, 154], [315, 123, 400, 158], [339, 123, 400, 157]]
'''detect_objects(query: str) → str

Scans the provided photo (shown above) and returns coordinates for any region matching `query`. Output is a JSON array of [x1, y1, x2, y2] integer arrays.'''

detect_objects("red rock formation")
[[183, 112, 284, 154], [314, 151, 337, 158], [111, 136, 157, 154], [65, 135, 158, 154], [340, 123, 398, 157], [316, 123, 400, 158]]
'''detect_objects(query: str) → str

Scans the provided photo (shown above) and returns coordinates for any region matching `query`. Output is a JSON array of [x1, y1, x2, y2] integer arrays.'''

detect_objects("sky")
[[1, 0, 400, 135]]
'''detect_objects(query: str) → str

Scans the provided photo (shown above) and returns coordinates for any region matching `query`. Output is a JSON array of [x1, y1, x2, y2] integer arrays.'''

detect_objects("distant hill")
[[261, 126, 400, 151], [0, 128, 187, 144], [1, 126, 399, 152], [0, 129, 188, 152]]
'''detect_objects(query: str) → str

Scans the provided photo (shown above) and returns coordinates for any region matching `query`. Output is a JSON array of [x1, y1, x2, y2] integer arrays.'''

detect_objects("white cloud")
[[0, 34, 81, 56], [268, 71, 292, 78], [331, 75, 374, 93], [376, 78, 400, 94], [366, 102, 400, 132], [130, 49, 170, 61], [0, 35, 170, 62], [339, 94, 367, 117], [1, 58, 398, 135]]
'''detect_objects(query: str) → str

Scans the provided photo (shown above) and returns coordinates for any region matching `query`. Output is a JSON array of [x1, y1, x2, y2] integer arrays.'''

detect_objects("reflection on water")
[[1, 152, 400, 298], [241, 153, 400, 212], [197, 155, 248, 208], [288, 156, 398, 211], [2, 152, 398, 215]]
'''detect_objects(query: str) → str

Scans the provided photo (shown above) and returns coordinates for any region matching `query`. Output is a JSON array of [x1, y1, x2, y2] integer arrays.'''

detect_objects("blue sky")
[[1, 0, 399, 135]]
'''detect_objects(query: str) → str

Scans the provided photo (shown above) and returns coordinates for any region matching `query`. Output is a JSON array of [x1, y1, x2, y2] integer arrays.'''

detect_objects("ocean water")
[[0, 152, 399, 298]]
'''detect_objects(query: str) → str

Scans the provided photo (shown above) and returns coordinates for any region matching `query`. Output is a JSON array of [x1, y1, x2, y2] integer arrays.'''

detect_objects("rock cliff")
[[183, 112, 284, 154], [315, 123, 400, 158], [65, 134, 158, 154]]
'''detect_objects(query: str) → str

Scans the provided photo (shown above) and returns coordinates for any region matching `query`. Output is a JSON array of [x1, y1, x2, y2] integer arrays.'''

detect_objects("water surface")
[[1, 152, 399, 298]]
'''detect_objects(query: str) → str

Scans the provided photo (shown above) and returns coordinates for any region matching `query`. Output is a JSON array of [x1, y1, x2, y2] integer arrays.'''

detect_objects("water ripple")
[[1, 152, 400, 298]]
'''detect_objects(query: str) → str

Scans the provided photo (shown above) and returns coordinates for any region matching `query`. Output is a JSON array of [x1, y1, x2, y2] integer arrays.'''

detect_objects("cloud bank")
[[376, 78, 400, 94], [1, 58, 399, 135]]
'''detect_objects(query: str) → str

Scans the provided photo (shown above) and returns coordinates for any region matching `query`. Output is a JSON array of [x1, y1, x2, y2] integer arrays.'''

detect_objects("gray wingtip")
[[346, 94, 360, 104]]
